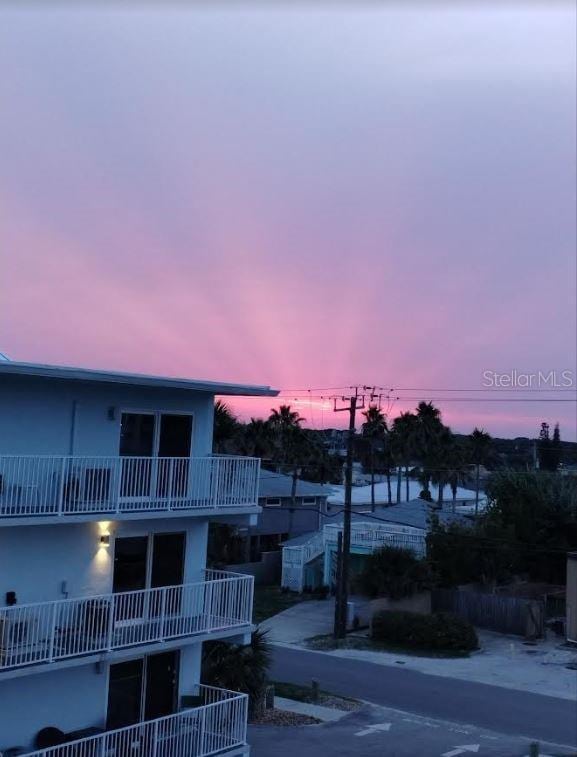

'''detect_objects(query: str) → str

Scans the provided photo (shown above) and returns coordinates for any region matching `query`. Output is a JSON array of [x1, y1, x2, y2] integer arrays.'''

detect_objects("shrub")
[[371, 610, 478, 652], [353, 546, 431, 600], [202, 628, 272, 714]]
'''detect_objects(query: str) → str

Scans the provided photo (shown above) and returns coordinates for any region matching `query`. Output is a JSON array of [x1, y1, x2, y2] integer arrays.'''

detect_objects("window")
[[302, 497, 317, 505], [266, 498, 282, 507]]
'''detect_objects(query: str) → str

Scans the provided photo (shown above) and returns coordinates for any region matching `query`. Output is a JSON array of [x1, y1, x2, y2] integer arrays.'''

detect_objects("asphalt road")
[[269, 646, 577, 748], [250, 704, 575, 757]]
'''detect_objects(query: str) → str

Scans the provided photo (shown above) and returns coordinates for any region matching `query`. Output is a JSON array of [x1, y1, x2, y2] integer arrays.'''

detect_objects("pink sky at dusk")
[[1, 3, 576, 439]]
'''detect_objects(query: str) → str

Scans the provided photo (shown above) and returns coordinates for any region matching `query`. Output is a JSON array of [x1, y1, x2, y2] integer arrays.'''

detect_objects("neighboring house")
[[222, 471, 329, 585], [0, 360, 277, 755], [567, 552, 577, 644], [282, 500, 468, 593]]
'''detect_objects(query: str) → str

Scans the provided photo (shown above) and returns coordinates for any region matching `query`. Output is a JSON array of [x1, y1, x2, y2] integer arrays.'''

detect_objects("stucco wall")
[[0, 664, 108, 751], [0, 374, 214, 457], [0, 517, 208, 606]]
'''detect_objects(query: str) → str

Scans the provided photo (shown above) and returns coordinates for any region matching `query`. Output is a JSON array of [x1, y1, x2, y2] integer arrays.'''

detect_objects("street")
[[249, 703, 575, 757], [268, 646, 577, 749]]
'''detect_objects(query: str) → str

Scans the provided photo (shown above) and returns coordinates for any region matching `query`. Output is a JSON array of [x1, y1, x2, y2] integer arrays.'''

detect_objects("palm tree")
[[391, 412, 419, 501], [213, 400, 238, 453], [268, 405, 304, 431], [239, 419, 274, 459], [201, 629, 272, 715], [428, 427, 454, 507], [469, 428, 493, 515], [362, 405, 387, 511], [415, 402, 444, 500], [446, 441, 470, 512], [268, 405, 305, 470]]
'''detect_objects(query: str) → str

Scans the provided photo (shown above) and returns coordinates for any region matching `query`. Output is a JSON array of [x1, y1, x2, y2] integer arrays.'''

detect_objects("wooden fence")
[[432, 589, 544, 637]]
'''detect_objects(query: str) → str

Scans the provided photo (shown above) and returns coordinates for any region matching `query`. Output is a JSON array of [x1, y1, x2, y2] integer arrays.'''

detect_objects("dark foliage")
[[353, 546, 431, 600], [372, 610, 478, 652]]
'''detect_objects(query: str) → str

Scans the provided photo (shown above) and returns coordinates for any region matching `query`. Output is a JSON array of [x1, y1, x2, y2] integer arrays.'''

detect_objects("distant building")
[[221, 471, 329, 584], [282, 500, 469, 593]]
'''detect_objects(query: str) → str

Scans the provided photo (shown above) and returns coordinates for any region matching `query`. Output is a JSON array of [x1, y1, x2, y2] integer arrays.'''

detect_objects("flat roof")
[[0, 361, 279, 397]]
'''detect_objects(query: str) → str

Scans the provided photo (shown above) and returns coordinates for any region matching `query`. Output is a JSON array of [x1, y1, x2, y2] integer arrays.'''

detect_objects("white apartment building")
[[0, 360, 277, 756]]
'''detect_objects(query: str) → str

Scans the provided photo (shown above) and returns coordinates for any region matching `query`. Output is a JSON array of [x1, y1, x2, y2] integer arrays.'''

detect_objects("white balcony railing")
[[20, 685, 248, 757], [0, 455, 260, 519], [0, 570, 253, 672], [324, 523, 426, 557]]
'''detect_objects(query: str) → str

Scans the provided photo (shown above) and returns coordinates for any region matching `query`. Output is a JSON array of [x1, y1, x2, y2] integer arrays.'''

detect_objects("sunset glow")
[[1, 4, 575, 439]]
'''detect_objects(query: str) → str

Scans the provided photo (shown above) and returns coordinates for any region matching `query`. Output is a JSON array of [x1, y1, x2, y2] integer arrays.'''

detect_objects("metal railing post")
[[57, 457, 66, 516], [151, 719, 159, 757], [107, 595, 115, 651], [159, 588, 167, 641], [48, 602, 58, 662]]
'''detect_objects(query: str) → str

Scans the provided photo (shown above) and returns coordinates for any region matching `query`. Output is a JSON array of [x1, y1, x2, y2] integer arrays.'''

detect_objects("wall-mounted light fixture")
[[100, 534, 110, 547], [107, 406, 116, 421]]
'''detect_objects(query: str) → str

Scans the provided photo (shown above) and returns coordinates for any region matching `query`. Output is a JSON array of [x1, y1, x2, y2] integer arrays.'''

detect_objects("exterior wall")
[[0, 664, 108, 751], [0, 517, 208, 606], [252, 496, 322, 537], [567, 554, 577, 643], [0, 647, 204, 752], [224, 551, 281, 586], [0, 374, 214, 457]]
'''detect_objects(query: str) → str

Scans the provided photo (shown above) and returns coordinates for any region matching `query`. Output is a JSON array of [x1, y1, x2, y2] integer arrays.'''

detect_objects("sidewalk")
[[324, 631, 577, 701]]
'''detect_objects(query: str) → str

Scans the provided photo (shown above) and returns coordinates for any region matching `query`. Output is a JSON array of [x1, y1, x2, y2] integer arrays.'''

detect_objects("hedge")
[[372, 610, 479, 652]]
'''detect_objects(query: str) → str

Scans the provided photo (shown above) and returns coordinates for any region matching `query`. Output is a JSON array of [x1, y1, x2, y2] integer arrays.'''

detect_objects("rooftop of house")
[[325, 499, 470, 531], [0, 360, 279, 397], [259, 470, 330, 499]]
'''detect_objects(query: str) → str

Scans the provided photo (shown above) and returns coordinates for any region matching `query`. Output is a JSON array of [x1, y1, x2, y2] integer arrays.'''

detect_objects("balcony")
[[19, 685, 248, 757], [0, 570, 253, 673], [0, 455, 260, 523]]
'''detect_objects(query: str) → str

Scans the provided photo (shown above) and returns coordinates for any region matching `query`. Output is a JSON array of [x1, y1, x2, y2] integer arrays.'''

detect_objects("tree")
[[427, 518, 517, 588], [391, 412, 419, 502], [213, 400, 238, 453], [201, 629, 272, 715], [551, 423, 562, 471], [446, 440, 470, 512], [484, 471, 577, 583], [415, 402, 444, 499], [361, 405, 387, 511], [538, 422, 562, 472], [238, 419, 274, 459], [353, 545, 431, 600], [428, 427, 454, 507], [469, 428, 493, 515]]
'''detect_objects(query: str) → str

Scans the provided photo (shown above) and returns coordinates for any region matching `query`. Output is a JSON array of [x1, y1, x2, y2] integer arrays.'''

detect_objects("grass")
[[252, 585, 319, 624], [271, 680, 359, 705], [304, 633, 472, 658]]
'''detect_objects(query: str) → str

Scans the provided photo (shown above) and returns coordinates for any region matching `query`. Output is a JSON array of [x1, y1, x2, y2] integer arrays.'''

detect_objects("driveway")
[[260, 599, 335, 643]]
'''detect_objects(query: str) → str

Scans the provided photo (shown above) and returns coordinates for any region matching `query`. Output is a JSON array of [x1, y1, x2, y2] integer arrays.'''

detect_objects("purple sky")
[[1, 3, 576, 438]]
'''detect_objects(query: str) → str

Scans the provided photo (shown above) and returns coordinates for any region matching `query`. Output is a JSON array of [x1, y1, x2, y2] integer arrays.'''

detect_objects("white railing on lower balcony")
[[0, 571, 253, 671], [0, 455, 260, 519], [21, 685, 248, 757]]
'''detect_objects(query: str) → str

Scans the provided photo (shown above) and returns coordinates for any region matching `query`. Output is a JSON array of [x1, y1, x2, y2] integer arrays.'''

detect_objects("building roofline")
[[0, 361, 279, 397]]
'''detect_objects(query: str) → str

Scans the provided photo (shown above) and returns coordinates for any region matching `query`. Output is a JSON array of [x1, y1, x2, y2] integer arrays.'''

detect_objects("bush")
[[353, 546, 431, 600], [371, 611, 478, 652]]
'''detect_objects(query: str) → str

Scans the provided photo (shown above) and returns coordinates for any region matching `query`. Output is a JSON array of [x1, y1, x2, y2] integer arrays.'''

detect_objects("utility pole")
[[333, 387, 365, 638]]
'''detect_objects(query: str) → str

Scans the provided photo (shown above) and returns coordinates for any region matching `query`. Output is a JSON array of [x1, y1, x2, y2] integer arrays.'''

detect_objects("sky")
[[1, 2, 576, 439]]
